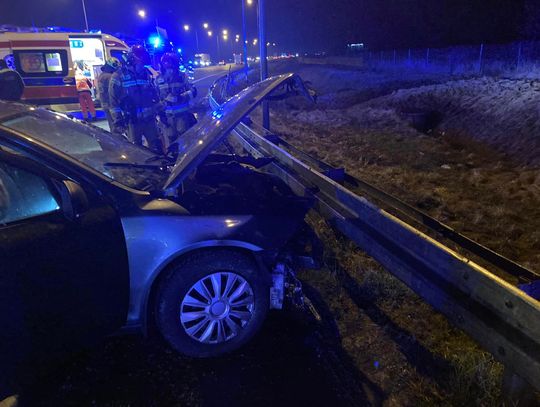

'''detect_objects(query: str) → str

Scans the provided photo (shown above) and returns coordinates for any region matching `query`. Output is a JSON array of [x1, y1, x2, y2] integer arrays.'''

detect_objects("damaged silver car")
[[0, 74, 319, 394]]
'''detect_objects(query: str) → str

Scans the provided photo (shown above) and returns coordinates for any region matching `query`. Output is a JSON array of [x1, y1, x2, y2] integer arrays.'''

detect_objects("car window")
[[0, 161, 60, 225], [2, 111, 167, 191]]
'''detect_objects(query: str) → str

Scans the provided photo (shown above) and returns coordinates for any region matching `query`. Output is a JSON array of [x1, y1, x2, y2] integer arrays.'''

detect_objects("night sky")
[[0, 0, 531, 53]]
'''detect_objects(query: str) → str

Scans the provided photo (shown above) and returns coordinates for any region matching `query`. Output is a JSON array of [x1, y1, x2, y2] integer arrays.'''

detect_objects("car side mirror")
[[60, 180, 89, 221]]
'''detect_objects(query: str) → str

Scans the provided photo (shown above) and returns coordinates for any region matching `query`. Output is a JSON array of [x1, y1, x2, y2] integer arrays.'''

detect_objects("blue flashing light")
[[177, 48, 182, 54], [149, 35, 162, 49]]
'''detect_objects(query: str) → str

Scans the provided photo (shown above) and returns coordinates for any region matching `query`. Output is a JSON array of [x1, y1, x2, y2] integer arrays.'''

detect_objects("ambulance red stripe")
[[23, 85, 77, 99]]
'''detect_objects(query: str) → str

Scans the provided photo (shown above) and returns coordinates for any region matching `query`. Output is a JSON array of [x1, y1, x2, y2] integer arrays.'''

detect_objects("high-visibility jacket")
[[0, 68, 24, 101], [156, 72, 194, 115], [75, 71, 92, 93], [109, 66, 160, 126]]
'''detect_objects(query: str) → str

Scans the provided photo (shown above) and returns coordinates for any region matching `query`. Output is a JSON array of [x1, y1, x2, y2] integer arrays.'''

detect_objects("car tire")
[[155, 249, 269, 358]]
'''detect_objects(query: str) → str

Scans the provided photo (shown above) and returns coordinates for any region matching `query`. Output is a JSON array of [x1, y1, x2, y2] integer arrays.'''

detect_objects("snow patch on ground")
[[357, 77, 540, 166], [279, 63, 540, 166]]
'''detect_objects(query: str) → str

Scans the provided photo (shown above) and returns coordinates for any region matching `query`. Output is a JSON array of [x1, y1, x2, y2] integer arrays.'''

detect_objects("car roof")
[[0, 100, 35, 121]]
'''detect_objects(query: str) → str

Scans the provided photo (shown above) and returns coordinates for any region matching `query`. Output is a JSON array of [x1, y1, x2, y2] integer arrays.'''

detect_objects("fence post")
[[478, 43, 484, 74]]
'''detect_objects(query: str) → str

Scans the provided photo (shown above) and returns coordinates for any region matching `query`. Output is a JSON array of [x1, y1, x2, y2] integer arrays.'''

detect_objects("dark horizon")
[[0, 0, 535, 53]]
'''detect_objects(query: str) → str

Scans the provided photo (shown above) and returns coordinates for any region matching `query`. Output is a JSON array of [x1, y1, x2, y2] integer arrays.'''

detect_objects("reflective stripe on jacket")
[[97, 72, 113, 108], [109, 66, 159, 125], [156, 73, 193, 115]]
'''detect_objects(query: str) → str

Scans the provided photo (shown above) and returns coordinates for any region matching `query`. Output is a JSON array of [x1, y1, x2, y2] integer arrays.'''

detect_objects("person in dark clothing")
[[0, 59, 24, 101], [109, 45, 163, 153], [156, 53, 197, 151], [97, 57, 121, 134]]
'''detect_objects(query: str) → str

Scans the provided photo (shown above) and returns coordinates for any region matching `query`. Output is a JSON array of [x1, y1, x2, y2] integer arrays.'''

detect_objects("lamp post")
[[242, 0, 250, 79], [81, 0, 89, 32], [184, 24, 199, 53], [257, 0, 269, 128]]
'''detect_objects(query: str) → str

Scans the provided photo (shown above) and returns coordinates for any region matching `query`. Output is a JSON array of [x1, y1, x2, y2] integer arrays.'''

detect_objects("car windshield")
[[1, 110, 169, 191]]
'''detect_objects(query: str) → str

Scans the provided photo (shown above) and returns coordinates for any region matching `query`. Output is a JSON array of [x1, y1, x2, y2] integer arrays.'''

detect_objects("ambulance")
[[0, 30, 129, 110]]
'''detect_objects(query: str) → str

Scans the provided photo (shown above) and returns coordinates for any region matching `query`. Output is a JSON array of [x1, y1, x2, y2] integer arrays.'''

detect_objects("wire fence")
[[362, 41, 540, 76]]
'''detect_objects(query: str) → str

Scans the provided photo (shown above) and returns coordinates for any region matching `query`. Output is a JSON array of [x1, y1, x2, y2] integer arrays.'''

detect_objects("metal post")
[[81, 0, 89, 32], [216, 35, 221, 61], [258, 0, 269, 129], [242, 0, 249, 80], [195, 30, 199, 53]]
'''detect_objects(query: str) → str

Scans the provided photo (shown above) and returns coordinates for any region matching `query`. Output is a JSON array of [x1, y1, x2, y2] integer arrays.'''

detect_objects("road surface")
[[192, 63, 243, 106]]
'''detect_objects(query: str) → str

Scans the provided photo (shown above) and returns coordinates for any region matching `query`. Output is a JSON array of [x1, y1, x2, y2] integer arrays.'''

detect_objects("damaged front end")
[[162, 73, 321, 310]]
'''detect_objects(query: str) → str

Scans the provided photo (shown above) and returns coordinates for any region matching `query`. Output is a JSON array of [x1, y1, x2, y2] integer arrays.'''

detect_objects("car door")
[[0, 147, 130, 395]]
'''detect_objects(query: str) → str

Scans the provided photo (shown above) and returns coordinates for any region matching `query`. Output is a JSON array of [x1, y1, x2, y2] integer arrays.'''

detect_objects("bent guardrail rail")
[[208, 72, 540, 394]]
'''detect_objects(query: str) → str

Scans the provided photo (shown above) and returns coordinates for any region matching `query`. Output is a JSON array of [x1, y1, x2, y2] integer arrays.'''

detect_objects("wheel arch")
[[141, 242, 269, 336]]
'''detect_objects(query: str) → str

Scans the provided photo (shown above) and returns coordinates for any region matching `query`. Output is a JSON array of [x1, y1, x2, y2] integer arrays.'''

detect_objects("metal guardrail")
[[208, 73, 540, 393]]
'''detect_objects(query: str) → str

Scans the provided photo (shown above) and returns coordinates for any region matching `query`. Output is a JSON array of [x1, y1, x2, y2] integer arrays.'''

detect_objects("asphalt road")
[[192, 64, 243, 105]]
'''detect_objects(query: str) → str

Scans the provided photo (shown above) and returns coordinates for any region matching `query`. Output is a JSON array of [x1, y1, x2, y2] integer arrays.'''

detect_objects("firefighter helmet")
[[125, 45, 151, 66], [106, 57, 121, 71], [160, 52, 180, 73]]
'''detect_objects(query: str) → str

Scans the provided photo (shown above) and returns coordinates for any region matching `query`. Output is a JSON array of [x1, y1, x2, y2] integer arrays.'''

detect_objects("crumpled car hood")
[[163, 73, 311, 192]]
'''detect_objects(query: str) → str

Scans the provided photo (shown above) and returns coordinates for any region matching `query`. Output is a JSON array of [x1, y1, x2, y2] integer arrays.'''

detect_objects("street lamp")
[[81, 0, 89, 32], [257, 0, 269, 128], [203, 23, 209, 29], [138, 9, 146, 18], [241, 0, 253, 77], [184, 24, 200, 52]]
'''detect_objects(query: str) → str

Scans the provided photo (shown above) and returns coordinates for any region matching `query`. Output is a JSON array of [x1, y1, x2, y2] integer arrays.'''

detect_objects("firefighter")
[[109, 45, 163, 153], [156, 53, 197, 149], [97, 57, 121, 134], [0, 59, 24, 101]]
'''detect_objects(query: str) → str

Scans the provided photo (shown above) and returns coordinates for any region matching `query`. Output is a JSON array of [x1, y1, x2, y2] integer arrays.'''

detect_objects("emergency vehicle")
[[0, 29, 129, 110]]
